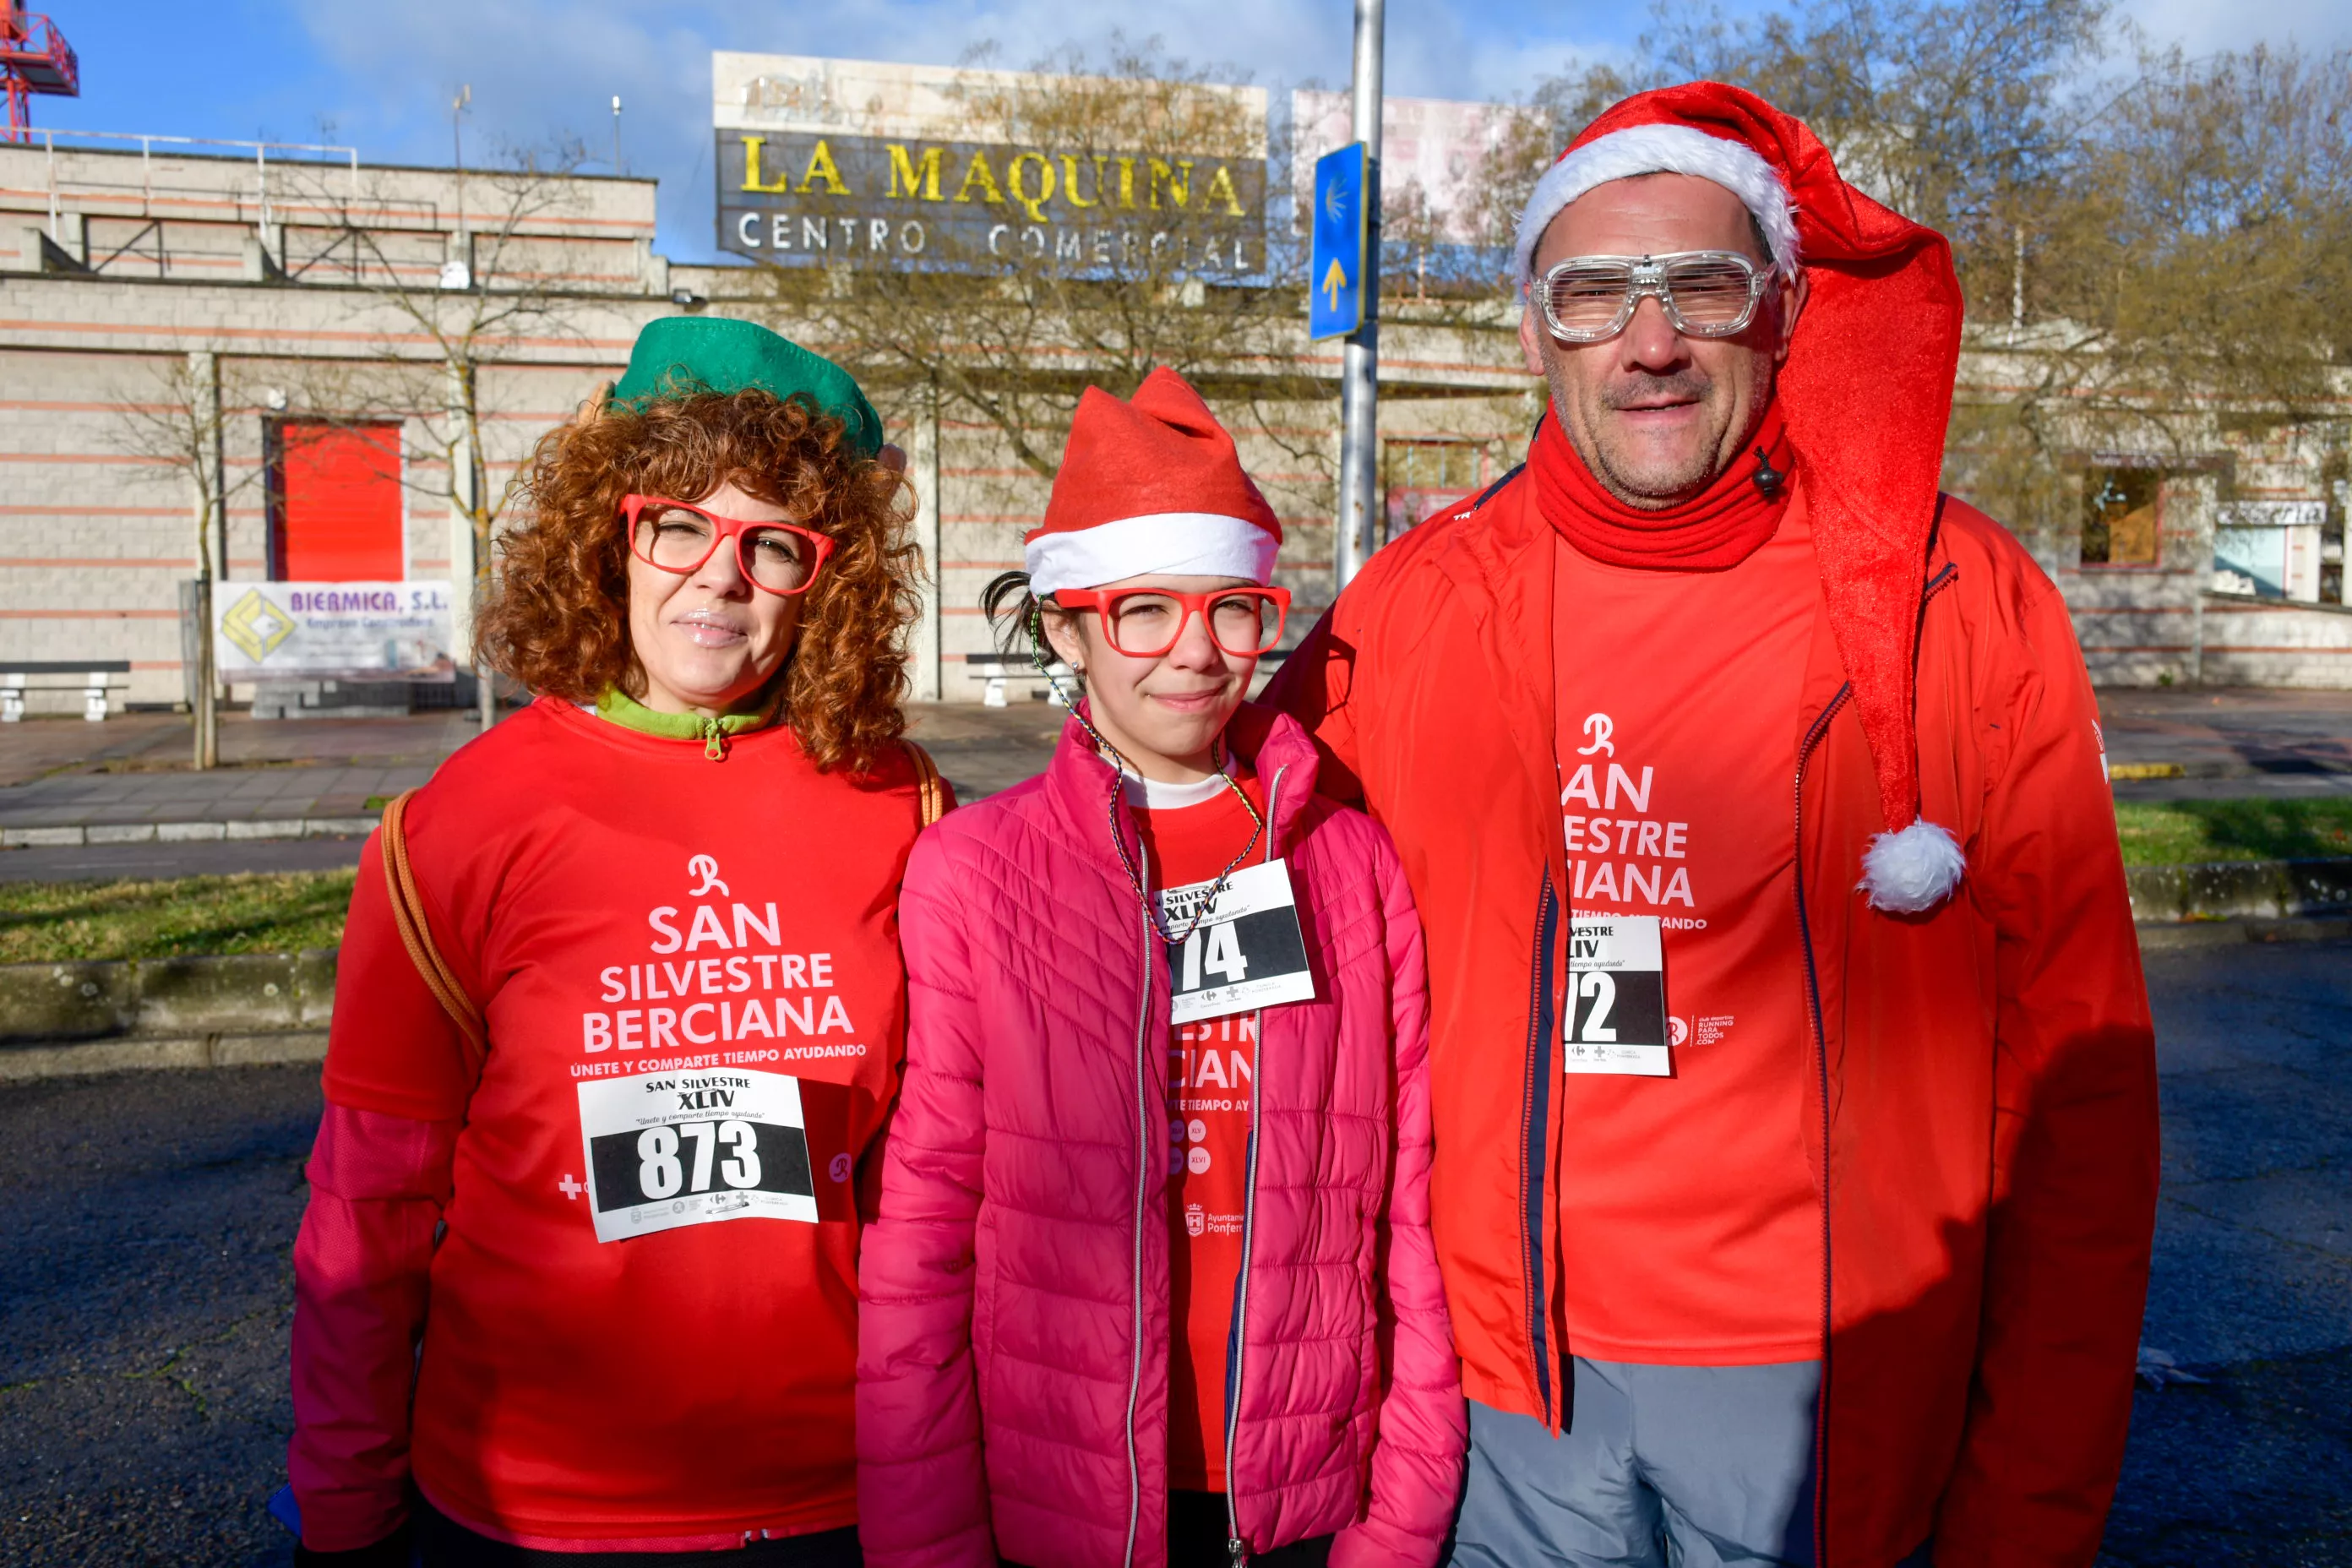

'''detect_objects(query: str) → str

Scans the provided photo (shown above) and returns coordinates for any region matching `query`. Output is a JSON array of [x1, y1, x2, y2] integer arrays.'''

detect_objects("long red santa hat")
[[1026, 368, 1282, 596], [1518, 82, 1968, 914]]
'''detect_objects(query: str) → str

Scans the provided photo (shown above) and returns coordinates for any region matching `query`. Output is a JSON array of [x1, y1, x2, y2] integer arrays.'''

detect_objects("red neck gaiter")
[[1530, 401, 1794, 571]]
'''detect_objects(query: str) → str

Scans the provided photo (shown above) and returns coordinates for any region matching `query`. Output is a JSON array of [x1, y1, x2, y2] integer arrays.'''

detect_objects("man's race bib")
[[1159, 859, 1316, 1024], [1564, 914, 1671, 1076], [576, 1067, 849, 1243]]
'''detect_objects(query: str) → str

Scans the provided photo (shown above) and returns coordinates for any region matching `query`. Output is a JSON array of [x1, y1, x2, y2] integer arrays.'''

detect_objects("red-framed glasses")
[[621, 494, 834, 596], [1052, 585, 1291, 658]]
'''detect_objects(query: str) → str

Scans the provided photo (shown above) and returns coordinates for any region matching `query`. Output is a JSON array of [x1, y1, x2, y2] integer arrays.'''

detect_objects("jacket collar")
[[1430, 469, 1565, 868], [1041, 700, 1323, 879]]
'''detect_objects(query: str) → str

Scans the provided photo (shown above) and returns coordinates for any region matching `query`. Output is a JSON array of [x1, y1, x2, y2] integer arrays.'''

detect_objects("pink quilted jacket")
[[857, 704, 1465, 1568]]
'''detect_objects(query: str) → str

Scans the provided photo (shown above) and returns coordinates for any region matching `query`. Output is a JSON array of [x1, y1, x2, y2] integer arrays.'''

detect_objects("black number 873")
[[589, 1119, 814, 1212]]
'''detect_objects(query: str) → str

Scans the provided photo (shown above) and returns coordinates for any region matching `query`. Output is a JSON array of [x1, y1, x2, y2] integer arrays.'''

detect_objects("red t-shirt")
[[321, 698, 923, 1542], [1129, 765, 1267, 1494], [1553, 505, 1825, 1365]]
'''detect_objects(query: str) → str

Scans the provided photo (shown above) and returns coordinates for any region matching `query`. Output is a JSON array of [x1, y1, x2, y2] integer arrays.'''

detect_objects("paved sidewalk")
[[0, 705, 1067, 874], [2100, 688, 2352, 800], [0, 711, 476, 790], [3, 689, 2344, 845]]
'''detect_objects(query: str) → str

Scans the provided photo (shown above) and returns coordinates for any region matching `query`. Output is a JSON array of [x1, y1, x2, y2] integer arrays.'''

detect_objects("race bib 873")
[[575, 1067, 848, 1242]]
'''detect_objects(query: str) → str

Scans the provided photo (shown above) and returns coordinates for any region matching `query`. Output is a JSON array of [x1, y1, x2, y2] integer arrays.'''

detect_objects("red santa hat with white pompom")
[[1519, 81, 1969, 914], [1026, 368, 1282, 597]]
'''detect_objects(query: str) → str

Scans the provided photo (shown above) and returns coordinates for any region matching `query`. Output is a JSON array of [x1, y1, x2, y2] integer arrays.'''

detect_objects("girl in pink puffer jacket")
[[856, 371, 1464, 1568]]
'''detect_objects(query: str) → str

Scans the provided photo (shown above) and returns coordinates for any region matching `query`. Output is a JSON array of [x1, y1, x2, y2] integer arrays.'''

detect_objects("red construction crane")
[[2, 2, 78, 143]]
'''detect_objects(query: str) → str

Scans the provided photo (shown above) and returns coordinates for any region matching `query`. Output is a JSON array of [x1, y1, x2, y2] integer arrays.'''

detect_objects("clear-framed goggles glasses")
[[1529, 249, 1772, 344]]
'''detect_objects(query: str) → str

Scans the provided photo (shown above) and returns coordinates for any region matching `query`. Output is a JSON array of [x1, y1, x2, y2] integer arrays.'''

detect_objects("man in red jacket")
[[1266, 83, 2159, 1567]]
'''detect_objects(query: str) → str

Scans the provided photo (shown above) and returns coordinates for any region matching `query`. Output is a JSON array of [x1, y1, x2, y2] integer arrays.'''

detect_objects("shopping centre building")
[[2, 54, 2345, 716]]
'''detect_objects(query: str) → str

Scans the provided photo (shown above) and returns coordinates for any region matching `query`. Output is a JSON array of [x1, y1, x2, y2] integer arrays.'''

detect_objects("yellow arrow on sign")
[[1321, 257, 1349, 311]]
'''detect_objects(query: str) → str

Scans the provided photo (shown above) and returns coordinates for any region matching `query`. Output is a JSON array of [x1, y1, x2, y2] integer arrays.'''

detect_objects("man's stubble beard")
[[1541, 354, 1772, 511]]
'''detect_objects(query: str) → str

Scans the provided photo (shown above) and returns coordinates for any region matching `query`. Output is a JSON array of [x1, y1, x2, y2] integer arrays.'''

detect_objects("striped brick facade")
[[4, 139, 2344, 710]]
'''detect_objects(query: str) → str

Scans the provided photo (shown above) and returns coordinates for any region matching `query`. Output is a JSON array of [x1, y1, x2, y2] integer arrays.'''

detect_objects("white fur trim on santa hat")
[[1858, 819, 1966, 913], [1026, 511, 1278, 597], [1513, 122, 1802, 287]]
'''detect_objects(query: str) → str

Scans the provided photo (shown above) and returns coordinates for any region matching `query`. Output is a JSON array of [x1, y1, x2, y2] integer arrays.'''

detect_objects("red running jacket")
[[1264, 472, 2159, 1568]]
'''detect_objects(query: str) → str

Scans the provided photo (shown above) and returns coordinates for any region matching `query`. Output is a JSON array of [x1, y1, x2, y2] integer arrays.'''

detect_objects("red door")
[[274, 422, 404, 580]]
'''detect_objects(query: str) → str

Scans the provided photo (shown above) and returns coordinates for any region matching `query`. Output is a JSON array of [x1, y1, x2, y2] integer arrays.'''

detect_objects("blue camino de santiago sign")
[[1309, 142, 1368, 340]]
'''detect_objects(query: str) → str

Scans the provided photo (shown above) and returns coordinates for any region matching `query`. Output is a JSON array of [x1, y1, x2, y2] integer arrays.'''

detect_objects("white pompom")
[[1859, 819, 1966, 913]]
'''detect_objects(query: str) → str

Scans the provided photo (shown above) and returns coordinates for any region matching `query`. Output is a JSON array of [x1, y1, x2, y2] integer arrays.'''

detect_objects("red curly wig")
[[477, 388, 920, 776]]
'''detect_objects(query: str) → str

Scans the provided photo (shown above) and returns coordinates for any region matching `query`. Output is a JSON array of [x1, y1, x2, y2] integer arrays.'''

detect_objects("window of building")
[[2213, 500, 2328, 600], [266, 421, 406, 581], [1385, 440, 1488, 536], [2079, 467, 2162, 568]]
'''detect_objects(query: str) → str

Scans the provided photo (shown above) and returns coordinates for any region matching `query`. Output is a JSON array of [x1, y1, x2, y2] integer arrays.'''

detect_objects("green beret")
[[611, 317, 884, 458]]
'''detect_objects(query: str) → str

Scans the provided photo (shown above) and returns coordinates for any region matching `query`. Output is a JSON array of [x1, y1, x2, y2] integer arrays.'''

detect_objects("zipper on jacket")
[[1792, 559, 1955, 1564], [1125, 837, 1155, 1568], [1219, 766, 1285, 1565], [1519, 877, 1561, 1425], [1791, 679, 1848, 1565]]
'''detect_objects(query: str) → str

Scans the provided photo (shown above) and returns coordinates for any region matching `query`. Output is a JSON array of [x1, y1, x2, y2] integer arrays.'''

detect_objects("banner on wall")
[[712, 52, 1268, 275], [215, 582, 457, 683]]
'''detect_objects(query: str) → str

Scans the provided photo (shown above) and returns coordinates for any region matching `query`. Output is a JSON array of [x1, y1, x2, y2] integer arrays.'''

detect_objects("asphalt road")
[[2099, 932, 2352, 1565], [0, 938, 2346, 1565]]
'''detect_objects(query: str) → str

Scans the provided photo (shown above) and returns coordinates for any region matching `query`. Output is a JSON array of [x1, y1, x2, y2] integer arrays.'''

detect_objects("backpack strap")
[[378, 789, 489, 1078], [901, 738, 950, 827]]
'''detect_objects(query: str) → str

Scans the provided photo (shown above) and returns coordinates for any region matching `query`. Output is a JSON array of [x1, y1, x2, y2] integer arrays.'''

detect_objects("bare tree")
[[278, 145, 602, 729], [1479, 3, 2352, 551], [750, 43, 1322, 487], [105, 350, 269, 769]]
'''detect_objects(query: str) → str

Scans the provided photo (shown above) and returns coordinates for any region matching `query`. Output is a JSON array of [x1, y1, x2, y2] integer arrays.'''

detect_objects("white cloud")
[[2116, 0, 2351, 53]]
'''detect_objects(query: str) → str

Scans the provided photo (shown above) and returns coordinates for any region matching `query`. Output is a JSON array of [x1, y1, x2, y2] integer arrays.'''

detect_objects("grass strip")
[[2113, 799, 2352, 867], [0, 868, 356, 964], [0, 802, 2344, 964]]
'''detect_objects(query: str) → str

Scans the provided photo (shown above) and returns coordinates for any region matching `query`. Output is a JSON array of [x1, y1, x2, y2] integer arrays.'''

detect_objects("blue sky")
[[31, 0, 2350, 265]]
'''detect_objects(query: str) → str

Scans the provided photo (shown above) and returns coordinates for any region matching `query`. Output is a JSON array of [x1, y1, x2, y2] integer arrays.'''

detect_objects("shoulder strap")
[[378, 789, 489, 1077], [901, 738, 950, 827]]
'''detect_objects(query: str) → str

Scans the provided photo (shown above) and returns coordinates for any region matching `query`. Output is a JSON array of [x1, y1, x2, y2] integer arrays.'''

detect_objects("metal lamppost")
[[1333, 0, 1384, 591]]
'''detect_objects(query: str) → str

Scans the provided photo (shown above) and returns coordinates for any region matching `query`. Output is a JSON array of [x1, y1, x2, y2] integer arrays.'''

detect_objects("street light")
[[1334, 0, 1385, 591], [612, 95, 623, 174]]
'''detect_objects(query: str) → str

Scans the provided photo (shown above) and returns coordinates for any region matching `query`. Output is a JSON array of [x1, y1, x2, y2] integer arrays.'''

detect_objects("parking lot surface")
[[0, 940, 2346, 1565]]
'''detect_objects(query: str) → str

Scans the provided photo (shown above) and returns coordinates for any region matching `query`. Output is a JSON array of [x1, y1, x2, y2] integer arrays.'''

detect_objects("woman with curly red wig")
[[286, 318, 945, 1568]]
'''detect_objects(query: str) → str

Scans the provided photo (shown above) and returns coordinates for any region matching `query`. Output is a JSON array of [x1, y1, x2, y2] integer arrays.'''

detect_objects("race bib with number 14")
[[1158, 859, 1316, 1024]]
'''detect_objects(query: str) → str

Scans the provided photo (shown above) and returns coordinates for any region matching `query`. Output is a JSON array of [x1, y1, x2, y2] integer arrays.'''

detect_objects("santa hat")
[[1026, 368, 1281, 597], [1520, 83, 1968, 915]]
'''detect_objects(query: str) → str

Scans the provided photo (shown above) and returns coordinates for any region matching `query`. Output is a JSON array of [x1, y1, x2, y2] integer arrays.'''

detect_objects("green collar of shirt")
[[595, 687, 771, 760]]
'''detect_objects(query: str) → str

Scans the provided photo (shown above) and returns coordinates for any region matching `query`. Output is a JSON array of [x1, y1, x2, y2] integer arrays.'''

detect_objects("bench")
[[0, 661, 133, 722], [957, 648, 1291, 707]]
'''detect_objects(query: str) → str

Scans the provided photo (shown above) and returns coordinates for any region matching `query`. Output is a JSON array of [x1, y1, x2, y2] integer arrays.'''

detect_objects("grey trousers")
[[1450, 1359, 1850, 1568]]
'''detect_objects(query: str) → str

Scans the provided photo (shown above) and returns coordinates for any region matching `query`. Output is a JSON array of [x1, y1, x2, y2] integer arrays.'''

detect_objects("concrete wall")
[[0, 144, 671, 711]]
